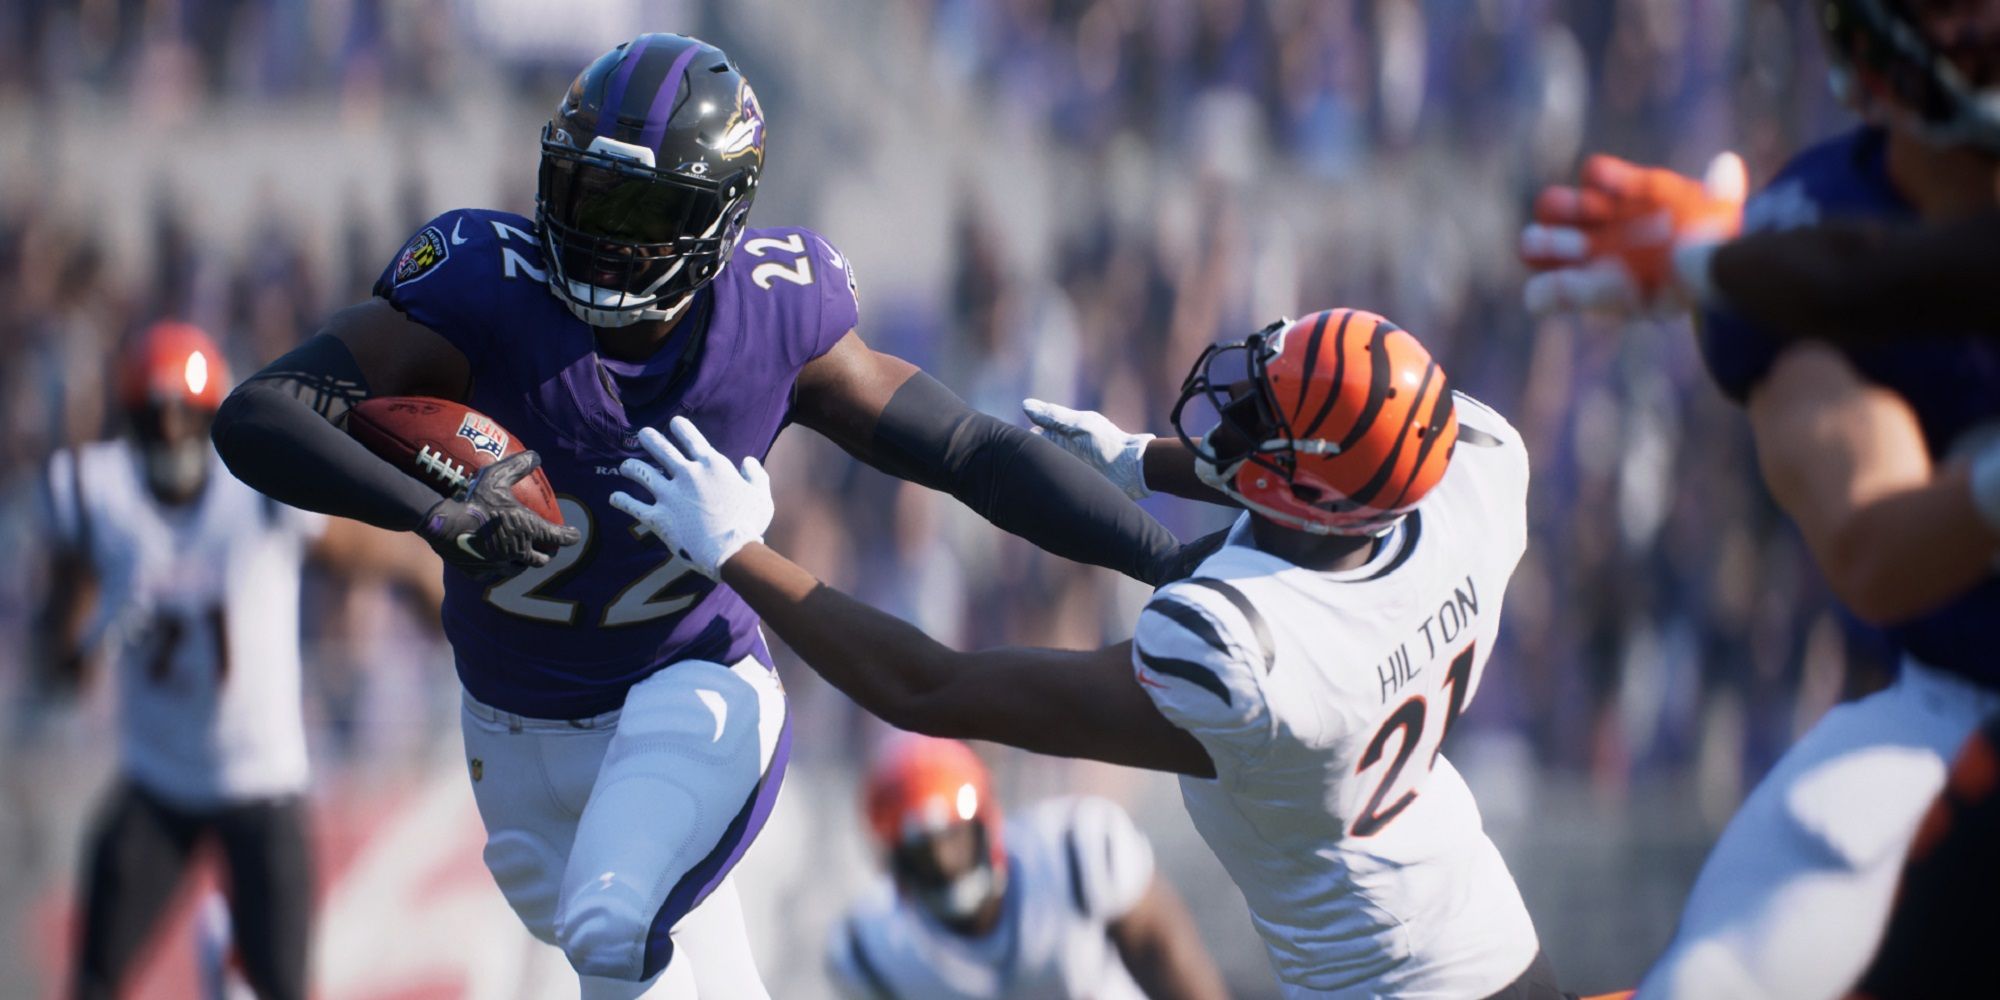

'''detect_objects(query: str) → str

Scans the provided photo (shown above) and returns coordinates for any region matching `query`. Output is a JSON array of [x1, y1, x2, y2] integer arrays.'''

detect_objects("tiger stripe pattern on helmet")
[[1191, 308, 1458, 535]]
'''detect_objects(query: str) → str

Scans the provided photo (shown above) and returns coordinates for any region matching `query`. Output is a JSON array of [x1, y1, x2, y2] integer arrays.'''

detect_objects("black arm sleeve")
[[1714, 212, 2000, 340], [211, 334, 442, 531], [866, 373, 1181, 585]]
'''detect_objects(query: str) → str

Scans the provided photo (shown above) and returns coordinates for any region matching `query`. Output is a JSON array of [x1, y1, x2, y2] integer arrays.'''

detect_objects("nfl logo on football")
[[455, 413, 509, 458]]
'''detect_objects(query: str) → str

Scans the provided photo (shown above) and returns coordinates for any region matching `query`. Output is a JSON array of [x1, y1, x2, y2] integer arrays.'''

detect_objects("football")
[[346, 396, 563, 525]]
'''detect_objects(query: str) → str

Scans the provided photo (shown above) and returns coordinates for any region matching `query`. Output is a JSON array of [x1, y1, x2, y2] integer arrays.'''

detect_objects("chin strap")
[[558, 283, 697, 328], [1200, 455, 1401, 538]]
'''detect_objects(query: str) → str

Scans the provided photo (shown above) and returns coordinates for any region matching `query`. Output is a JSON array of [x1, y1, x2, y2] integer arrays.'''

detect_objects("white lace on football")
[[416, 445, 471, 496]]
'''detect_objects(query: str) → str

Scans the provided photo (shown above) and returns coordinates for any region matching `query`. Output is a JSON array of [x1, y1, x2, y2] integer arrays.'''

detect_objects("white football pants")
[[1638, 658, 2000, 1000], [459, 653, 787, 999]]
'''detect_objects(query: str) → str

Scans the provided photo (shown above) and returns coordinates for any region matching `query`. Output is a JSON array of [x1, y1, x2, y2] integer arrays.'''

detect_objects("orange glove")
[[1519, 152, 1747, 315]]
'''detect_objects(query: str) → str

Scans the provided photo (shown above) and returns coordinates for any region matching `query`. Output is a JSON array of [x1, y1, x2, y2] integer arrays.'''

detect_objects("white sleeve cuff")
[[1672, 237, 1723, 307]]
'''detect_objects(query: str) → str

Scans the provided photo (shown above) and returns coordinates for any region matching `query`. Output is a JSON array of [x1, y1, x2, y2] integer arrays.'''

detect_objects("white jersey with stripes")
[[827, 796, 1155, 1000], [46, 440, 324, 808], [1134, 392, 1538, 998]]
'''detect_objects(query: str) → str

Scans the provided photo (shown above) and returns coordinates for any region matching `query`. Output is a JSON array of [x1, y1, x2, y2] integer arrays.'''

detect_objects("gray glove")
[[417, 451, 580, 580]]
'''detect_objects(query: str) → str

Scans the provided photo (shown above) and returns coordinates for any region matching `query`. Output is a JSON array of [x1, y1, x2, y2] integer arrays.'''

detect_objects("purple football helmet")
[[538, 34, 765, 327]]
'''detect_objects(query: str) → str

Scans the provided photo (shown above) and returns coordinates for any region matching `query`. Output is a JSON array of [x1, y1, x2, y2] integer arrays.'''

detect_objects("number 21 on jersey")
[[1351, 644, 1478, 838]]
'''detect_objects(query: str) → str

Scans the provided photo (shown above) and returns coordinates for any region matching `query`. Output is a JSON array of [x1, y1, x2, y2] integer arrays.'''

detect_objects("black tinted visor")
[[539, 144, 724, 247]]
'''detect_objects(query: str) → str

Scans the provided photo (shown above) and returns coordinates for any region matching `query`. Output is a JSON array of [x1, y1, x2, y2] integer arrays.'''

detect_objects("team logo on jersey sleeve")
[[392, 226, 450, 286], [456, 413, 509, 458]]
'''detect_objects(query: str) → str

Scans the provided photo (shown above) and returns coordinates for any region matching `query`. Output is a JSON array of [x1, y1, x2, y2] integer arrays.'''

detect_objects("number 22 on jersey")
[[1351, 644, 1478, 838], [485, 497, 707, 627]]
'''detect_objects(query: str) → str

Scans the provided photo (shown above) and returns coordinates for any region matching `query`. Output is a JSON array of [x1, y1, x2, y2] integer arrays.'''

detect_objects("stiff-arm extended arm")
[[795, 333, 1194, 585], [722, 544, 1215, 778]]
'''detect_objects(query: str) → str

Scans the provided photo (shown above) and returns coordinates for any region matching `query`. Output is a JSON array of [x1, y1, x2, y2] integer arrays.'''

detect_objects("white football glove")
[[1021, 399, 1155, 500], [609, 416, 773, 580]]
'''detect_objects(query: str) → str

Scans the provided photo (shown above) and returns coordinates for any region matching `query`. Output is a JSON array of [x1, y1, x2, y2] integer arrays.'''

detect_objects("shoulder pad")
[[373, 209, 550, 361], [729, 225, 859, 366]]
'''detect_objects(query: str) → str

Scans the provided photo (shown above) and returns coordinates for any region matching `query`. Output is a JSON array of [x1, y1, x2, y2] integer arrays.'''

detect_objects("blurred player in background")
[[612, 309, 1580, 999], [1524, 162, 2000, 344], [208, 32, 1204, 1000], [39, 322, 435, 1000], [828, 735, 1225, 1000], [1520, 2, 2000, 996]]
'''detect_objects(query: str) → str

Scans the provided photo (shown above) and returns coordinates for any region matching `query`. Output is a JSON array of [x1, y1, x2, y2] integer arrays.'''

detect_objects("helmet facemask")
[[1171, 314, 1450, 538], [536, 128, 754, 328], [1172, 321, 1294, 495], [888, 819, 1006, 928], [131, 399, 214, 504], [1827, 0, 2000, 153]]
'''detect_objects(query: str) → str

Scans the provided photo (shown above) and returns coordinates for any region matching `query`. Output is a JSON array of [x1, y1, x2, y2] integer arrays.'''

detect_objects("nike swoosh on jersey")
[[1137, 648, 1232, 705], [451, 219, 467, 245]]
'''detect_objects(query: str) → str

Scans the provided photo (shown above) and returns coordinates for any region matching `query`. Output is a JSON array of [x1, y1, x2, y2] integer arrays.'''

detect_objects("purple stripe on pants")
[[638, 44, 702, 151], [639, 713, 792, 978]]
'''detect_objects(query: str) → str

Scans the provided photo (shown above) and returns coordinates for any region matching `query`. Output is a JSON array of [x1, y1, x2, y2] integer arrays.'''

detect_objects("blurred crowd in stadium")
[[0, 0, 1899, 992]]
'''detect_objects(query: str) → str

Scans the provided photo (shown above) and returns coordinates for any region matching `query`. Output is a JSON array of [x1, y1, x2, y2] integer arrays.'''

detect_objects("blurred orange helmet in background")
[[117, 321, 230, 414], [864, 734, 1004, 862], [863, 735, 1010, 922], [1170, 308, 1457, 536]]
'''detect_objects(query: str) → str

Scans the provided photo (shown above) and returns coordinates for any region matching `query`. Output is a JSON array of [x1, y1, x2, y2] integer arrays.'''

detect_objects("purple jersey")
[[375, 210, 858, 718], [1698, 127, 2000, 687]]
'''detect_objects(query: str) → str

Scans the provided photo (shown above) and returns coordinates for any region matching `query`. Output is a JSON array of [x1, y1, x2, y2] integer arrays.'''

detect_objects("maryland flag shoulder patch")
[[392, 225, 450, 286]]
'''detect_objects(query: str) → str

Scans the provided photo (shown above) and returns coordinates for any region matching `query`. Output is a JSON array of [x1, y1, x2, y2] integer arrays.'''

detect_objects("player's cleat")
[[1520, 152, 1747, 315]]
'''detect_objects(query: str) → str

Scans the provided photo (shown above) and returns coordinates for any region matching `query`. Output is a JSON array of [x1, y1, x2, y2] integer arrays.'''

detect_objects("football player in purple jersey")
[[1521, 2, 2000, 996], [209, 33, 1205, 1000]]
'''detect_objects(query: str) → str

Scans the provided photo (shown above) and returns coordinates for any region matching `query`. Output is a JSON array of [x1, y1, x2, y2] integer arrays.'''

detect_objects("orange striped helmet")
[[1169, 309, 1457, 535], [118, 321, 230, 414]]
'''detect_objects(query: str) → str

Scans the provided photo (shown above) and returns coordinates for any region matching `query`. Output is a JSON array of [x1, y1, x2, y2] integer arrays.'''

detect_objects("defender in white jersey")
[[609, 308, 1573, 999], [826, 736, 1224, 1000], [40, 323, 428, 1000], [1133, 424, 1535, 994]]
